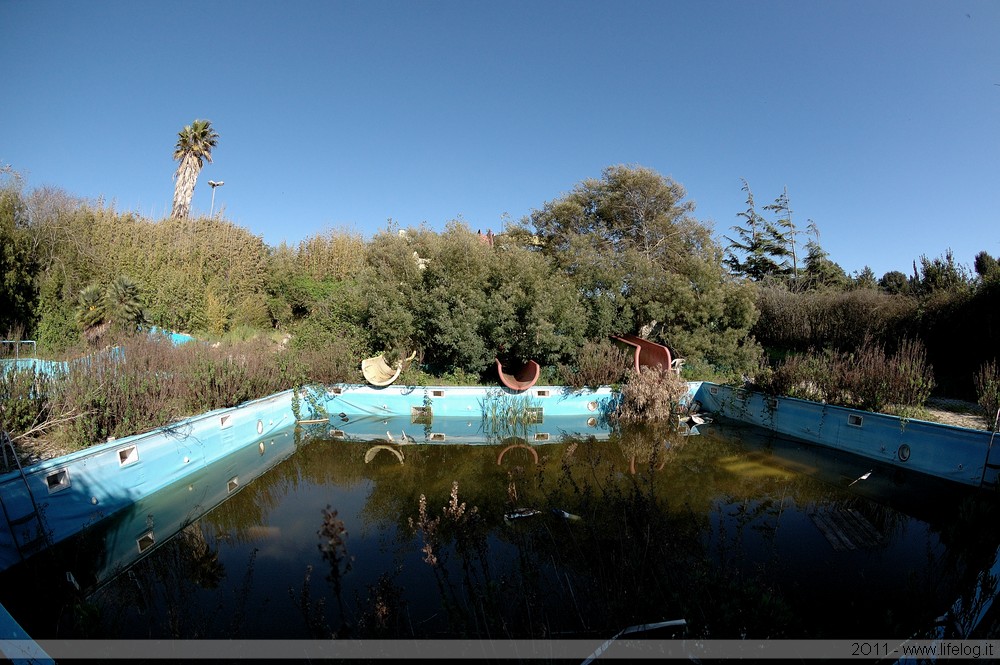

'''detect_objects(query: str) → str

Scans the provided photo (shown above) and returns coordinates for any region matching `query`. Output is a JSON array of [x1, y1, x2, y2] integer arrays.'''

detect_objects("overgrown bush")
[[282, 344, 358, 386], [852, 338, 935, 414], [39, 335, 297, 450], [174, 338, 287, 414], [615, 366, 689, 423], [49, 337, 183, 449], [557, 340, 629, 389], [754, 286, 918, 353], [751, 337, 935, 414], [974, 360, 1000, 431], [753, 350, 840, 404], [0, 366, 52, 437]]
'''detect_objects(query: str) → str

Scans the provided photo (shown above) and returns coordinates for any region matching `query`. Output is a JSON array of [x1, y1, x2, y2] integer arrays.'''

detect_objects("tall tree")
[[973, 251, 1000, 284], [0, 167, 39, 336], [801, 220, 847, 289], [724, 179, 790, 281], [170, 119, 219, 219], [521, 165, 760, 376], [763, 186, 798, 280], [912, 250, 971, 295]]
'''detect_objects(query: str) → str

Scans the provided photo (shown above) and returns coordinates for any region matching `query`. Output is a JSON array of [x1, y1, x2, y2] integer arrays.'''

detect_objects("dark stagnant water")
[[3, 417, 1000, 643]]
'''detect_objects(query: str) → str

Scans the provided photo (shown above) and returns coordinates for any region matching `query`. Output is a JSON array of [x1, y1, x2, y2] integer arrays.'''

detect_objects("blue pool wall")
[[3, 378, 997, 579], [691, 382, 999, 488], [320, 382, 635, 418], [0, 389, 296, 573], [2, 379, 999, 652]]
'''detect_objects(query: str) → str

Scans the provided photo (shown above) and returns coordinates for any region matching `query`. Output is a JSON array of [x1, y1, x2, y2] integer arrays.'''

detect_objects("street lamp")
[[208, 180, 224, 217]]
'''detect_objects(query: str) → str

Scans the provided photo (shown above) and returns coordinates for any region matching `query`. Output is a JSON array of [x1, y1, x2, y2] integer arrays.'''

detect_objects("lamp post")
[[208, 180, 224, 217]]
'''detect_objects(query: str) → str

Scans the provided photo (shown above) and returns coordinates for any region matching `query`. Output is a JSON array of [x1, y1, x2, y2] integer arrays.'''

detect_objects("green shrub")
[[0, 366, 52, 437], [49, 337, 181, 449], [175, 338, 287, 413], [752, 337, 934, 414], [974, 360, 1000, 431], [557, 340, 629, 389]]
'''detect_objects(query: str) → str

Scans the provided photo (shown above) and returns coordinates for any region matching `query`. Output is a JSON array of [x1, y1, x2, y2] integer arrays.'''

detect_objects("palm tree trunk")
[[170, 155, 202, 219]]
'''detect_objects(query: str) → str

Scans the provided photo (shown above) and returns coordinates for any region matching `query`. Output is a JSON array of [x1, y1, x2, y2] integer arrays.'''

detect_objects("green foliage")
[[481, 242, 588, 367], [850, 266, 878, 290], [104, 275, 146, 331], [800, 221, 848, 290], [44, 336, 296, 450], [973, 360, 1000, 431], [724, 179, 792, 282], [557, 340, 630, 389], [0, 172, 39, 335], [530, 164, 695, 259], [878, 270, 911, 295], [50, 340, 182, 448], [974, 251, 1000, 286], [522, 164, 761, 378], [75, 275, 147, 343], [76, 283, 106, 330], [0, 366, 51, 436], [910, 250, 972, 296], [359, 228, 427, 356], [752, 337, 935, 414], [754, 286, 917, 353]]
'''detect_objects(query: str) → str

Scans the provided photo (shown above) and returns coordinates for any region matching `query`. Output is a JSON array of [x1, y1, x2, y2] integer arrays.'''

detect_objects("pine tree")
[[724, 179, 791, 281]]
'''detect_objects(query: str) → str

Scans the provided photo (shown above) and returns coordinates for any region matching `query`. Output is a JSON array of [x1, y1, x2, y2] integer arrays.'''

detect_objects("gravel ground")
[[923, 397, 993, 430]]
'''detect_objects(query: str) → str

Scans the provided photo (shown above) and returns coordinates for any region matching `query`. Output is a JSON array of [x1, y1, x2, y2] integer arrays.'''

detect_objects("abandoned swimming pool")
[[2, 379, 1000, 657], [1, 409, 998, 645]]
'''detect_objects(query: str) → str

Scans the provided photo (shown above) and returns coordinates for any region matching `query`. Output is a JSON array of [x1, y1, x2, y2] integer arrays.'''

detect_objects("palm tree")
[[77, 276, 147, 343], [77, 283, 105, 330], [104, 275, 146, 331], [170, 119, 219, 219]]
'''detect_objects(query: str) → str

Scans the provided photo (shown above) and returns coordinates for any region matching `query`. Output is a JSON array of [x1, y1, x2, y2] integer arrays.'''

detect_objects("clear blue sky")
[[2, 0, 997, 278]]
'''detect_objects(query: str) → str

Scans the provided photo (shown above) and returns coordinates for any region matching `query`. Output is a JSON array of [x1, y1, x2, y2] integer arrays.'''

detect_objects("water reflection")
[[3, 418, 998, 643]]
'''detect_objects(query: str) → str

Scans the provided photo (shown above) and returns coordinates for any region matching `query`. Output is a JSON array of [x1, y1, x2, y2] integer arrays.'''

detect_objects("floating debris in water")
[[848, 470, 873, 486], [504, 508, 542, 522]]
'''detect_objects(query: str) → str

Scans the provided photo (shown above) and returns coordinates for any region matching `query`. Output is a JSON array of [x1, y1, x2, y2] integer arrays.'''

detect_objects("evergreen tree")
[[911, 250, 971, 295], [878, 270, 911, 295], [801, 220, 848, 289], [852, 266, 878, 290], [724, 179, 791, 281], [763, 186, 799, 280], [973, 251, 1000, 284]]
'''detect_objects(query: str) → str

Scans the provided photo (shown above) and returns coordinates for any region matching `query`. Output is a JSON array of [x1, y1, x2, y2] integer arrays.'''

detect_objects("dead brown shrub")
[[615, 366, 688, 423]]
